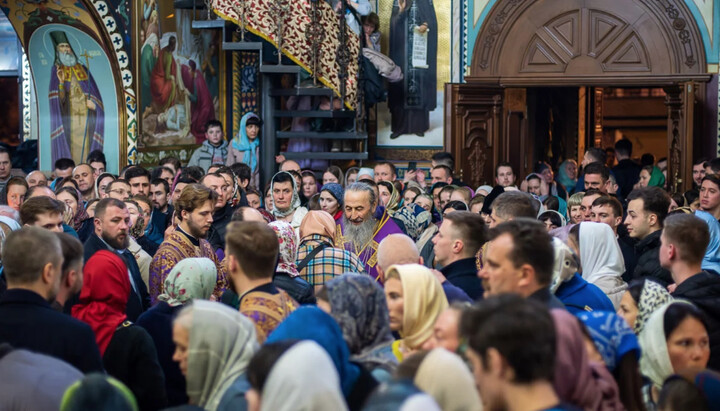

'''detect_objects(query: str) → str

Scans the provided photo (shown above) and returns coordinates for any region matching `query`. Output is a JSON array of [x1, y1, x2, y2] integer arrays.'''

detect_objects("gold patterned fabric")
[[149, 231, 228, 303], [212, 0, 359, 109], [240, 290, 299, 343]]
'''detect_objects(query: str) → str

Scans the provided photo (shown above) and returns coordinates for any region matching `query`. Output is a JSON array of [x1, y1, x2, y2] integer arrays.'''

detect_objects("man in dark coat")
[[0, 227, 103, 373], [84, 198, 150, 321], [625, 187, 672, 285], [202, 173, 235, 253], [662, 214, 720, 370], [612, 139, 641, 198], [434, 211, 487, 300]]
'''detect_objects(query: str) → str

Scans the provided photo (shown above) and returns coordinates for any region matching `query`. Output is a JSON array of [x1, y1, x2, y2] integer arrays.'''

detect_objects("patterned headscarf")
[[378, 181, 400, 215], [325, 274, 397, 371], [634, 280, 673, 334], [393, 203, 432, 241], [269, 221, 300, 277], [157, 258, 217, 307], [577, 310, 641, 372], [270, 171, 301, 219]]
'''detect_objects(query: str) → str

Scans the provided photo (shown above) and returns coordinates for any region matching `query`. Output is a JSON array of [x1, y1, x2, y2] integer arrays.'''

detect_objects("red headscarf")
[[72, 250, 130, 356]]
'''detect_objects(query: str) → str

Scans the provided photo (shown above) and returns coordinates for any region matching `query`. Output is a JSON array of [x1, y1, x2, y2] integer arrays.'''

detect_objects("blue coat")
[[441, 258, 484, 300], [556, 273, 615, 314]]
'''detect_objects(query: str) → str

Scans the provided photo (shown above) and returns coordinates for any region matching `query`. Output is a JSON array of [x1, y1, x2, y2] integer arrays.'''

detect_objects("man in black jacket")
[[661, 214, 720, 370], [202, 172, 235, 252], [625, 187, 672, 285], [433, 211, 488, 300], [84, 198, 150, 321], [0, 227, 103, 373], [612, 139, 641, 198]]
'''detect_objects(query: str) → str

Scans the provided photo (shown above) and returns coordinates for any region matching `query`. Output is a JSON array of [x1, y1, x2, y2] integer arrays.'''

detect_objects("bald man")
[[279, 160, 301, 173], [231, 206, 266, 223], [25, 171, 48, 188], [377, 234, 471, 302]]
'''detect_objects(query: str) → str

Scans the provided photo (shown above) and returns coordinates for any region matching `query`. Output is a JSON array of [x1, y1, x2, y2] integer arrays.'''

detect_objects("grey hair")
[[345, 182, 377, 206], [173, 303, 194, 330], [0, 206, 20, 222]]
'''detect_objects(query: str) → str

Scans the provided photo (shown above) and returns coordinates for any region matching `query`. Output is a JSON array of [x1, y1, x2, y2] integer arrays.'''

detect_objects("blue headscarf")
[[232, 112, 261, 173], [576, 310, 640, 372], [321, 183, 344, 205], [695, 210, 720, 274], [556, 160, 577, 192], [266, 306, 361, 398]]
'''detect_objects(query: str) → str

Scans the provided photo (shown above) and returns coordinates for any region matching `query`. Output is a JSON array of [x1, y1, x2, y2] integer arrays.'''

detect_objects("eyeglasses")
[[110, 189, 129, 195]]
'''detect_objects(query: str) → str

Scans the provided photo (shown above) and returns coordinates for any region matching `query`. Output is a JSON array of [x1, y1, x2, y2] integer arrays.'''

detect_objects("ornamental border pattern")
[[89, 0, 137, 165]]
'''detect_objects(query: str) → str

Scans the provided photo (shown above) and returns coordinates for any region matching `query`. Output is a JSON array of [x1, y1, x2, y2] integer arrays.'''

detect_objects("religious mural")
[[375, 0, 448, 148], [137, 0, 223, 150], [1, 0, 122, 173]]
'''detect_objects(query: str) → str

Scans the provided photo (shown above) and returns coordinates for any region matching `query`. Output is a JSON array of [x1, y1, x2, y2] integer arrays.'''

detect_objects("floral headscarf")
[[393, 203, 432, 241], [270, 171, 301, 219], [58, 187, 90, 231], [157, 258, 218, 307], [378, 181, 400, 215], [577, 310, 641, 372], [269, 221, 300, 277]]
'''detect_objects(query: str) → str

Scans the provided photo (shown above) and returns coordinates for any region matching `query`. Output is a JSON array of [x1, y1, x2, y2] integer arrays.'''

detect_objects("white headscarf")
[[270, 171, 302, 219], [142, 32, 158, 51], [639, 301, 693, 389], [261, 341, 348, 411], [578, 222, 625, 283], [414, 349, 482, 411], [186, 300, 258, 410], [550, 237, 579, 294]]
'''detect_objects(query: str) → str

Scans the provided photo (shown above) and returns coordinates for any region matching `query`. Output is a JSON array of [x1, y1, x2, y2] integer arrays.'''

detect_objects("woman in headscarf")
[[617, 278, 673, 335], [94, 172, 116, 199], [550, 238, 615, 314], [320, 183, 344, 221], [383, 264, 449, 361], [72, 251, 167, 410], [297, 211, 364, 291], [136, 258, 217, 406], [569, 222, 627, 308], [226, 112, 262, 189], [695, 210, 720, 274], [637, 165, 666, 189], [578, 310, 644, 411], [268, 221, 315, 304], [172, 300, 258, 411], [393, 203, 432, 243], [363, 381, 441, 411], [556, 159, 578, 194], [551, 309, 624, 411], [269, 171, 308, 232], [345, 167, 360, 186], [246, 340, 348, 411], [265, 306, 379, 411], [639, 301, 710, 409], [536, 161, 568, 200], [55, 187, 93, 242], [395, 348, 482, 411], [318, 274, 397, 381], [377, 181, 400, 216]]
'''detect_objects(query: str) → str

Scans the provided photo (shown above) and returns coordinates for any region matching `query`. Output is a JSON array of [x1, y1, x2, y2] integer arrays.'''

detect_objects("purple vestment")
[[48, 64, 104, 164]]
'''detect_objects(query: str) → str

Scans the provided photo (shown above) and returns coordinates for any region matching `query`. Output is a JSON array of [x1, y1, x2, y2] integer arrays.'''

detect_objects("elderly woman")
[[172, 300, 258, 411], [317, 274, 397, 381], [269, 171, 308, 232], [136, 258, 217, 407], [384, 264, 449, 361], [296, 211, 364, 291], [72, 251, 166, 410], [268, 221, 315, 304], [265, 306, 379, 410]]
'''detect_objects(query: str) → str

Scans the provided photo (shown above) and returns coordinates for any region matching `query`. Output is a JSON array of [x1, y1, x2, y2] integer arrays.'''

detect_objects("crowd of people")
[[0, 133, 720, 411]]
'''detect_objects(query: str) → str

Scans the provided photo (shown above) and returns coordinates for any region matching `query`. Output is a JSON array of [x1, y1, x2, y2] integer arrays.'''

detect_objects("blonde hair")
[[568, 191, 585, 208]]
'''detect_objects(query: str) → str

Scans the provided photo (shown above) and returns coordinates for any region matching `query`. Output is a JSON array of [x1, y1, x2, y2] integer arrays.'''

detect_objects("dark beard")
[[102, 230, 129, 250], [343, 215, 376, 252], [186, 217, 208, 239]]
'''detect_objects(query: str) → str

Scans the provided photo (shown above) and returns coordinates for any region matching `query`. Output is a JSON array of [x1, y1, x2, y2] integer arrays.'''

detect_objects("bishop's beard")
[[343, 215, 376, 252], [58, 50, 77, 67]]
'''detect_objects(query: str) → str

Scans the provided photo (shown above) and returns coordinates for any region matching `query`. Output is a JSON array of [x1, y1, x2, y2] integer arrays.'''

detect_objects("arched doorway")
[[446, 0, 711, 192]]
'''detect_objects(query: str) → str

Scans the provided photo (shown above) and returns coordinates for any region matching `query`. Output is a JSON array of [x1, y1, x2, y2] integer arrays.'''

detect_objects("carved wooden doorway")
[[447, 0, 710, 191]]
